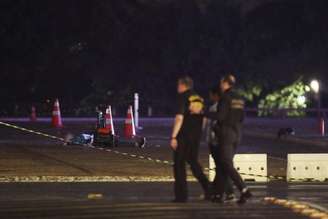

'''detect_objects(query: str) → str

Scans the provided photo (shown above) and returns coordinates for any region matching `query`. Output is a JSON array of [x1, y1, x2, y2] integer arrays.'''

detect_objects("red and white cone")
[[30, 106, 37, 122], [52, 99, 63, 128], [124, 105, 136, 138], [104, 105, 115, 135]]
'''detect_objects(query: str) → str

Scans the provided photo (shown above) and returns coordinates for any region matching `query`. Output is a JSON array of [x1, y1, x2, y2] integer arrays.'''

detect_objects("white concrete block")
[[209, 154, 268, 182], [287, 154, 328, 182]]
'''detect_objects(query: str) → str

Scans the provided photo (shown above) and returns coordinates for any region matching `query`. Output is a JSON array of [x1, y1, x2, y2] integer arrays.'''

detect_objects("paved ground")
[[0, 118, 327, 218], [0, 182, 327, 219], [0, 119, 327, 178], [0, 201, 309, 219]]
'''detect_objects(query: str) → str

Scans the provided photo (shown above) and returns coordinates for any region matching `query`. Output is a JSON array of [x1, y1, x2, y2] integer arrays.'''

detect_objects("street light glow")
[[310, 80, 320, 93]]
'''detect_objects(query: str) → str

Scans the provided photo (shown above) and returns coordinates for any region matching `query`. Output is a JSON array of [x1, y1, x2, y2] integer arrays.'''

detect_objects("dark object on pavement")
[[93, 128, 118, 147], [94, 127, 146, 148], [68, 133, 93, 145], [277, 128, 295, 139], [117, 136, 146, 149]]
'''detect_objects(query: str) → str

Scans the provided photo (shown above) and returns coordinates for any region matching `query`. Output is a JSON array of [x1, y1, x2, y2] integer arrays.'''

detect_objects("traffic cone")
[[124, 105, 136, 138], [30, 106, 37, 122], [104, 105, 115, 135], [52, 99, 63, 128]]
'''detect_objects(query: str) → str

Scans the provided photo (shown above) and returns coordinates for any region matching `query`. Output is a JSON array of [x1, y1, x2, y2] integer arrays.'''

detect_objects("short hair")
[[178, 76, 194, 89], [209, 86, 220, 96], [222, 74, 236, 86]]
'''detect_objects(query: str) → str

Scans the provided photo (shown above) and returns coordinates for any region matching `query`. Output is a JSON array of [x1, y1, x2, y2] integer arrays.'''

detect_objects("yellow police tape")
[[2, 121, 328, 215], [310, 212, 328, 219], [0, 121, 323, 182], [0, 121, 64, 141], [87, 193, 103, 200], [264, 197, 328, 219]]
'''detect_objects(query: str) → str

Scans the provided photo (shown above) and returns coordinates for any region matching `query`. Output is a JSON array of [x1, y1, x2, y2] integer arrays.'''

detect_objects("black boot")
[[237, 189, 253, 204], [212, 194, 224, 203], [171, 198, 187, 203], [224, 193, 235, 202]]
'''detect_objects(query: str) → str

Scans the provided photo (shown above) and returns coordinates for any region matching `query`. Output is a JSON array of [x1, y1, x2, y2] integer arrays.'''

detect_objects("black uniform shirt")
[[176, 89, 204, 139], [217, 88, 245, 128], [205, 89, 245, 134]]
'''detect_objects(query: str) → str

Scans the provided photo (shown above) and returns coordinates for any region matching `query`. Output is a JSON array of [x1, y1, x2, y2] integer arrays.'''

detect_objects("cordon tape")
[[2, 120, 328, 216], [0, 121, 323, 182]]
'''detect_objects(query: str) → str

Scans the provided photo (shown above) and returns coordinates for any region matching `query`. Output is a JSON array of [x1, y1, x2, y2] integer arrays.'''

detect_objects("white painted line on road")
[[0, 176, 179, 183], [247, 185, 268, 189], [289, 185, 328, 189]]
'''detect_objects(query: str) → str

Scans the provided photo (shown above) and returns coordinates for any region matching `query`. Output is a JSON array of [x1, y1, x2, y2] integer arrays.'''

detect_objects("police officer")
[[170, 76, 210, 202], [205, 87, 235, 202], [208, 74, 252, 204]]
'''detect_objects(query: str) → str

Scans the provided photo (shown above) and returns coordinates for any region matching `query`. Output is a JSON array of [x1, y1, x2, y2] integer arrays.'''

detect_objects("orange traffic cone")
[[124, 105, 136, 138], [104, 105, 115, 135], [30, 106, 37, 122], [52, 99, 63, 128]]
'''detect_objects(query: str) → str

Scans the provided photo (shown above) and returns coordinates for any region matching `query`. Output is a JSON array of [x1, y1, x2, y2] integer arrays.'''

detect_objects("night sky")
[[1, 0, 328, 115]]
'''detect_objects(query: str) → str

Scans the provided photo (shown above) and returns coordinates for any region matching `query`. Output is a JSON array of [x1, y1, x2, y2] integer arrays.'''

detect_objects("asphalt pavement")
[[0, 182, 327, 219], [0, 119, 327, 218]]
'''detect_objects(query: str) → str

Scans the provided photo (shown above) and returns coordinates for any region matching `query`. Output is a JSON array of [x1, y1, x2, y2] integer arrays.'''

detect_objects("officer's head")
[[177, 76, 193, 94], [220, 74, 236, 92], [209, 86, 220, 102]]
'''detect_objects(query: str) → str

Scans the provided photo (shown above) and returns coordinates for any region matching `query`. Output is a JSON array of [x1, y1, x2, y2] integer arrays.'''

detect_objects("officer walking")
[[207, 74, 252, 204], [205, 87, 235, 202], [170, 76, 210, 202]]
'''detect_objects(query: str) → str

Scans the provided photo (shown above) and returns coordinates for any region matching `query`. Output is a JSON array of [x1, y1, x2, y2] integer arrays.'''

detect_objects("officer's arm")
[[171, 114, 184, 139], [217, 95, 230, 122], [204, 104, 219, 120], [172, 94, 185, 139], [202, 117, 208, 131], [205, 95, 229, 121]]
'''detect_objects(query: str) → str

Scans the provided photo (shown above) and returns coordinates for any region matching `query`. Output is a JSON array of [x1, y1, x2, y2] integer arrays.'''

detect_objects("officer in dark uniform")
[[207, 74, 252, 204], [205, 87, 235, 202], [170, 76, 210, 202]]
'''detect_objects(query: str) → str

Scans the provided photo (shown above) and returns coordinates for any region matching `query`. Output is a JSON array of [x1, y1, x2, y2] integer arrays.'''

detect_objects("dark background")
[[1, 0, 328, 116]]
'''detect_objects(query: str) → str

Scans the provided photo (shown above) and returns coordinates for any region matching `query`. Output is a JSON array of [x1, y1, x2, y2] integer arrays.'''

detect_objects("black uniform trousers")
[[210, 145, 234, 196], [215, 127, 246, 196], [174, 136, 209, 200]]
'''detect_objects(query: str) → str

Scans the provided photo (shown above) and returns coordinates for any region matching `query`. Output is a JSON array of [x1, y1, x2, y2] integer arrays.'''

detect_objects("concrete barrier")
[[287, 154, 328, 182], [209, 154, 268, 182]]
